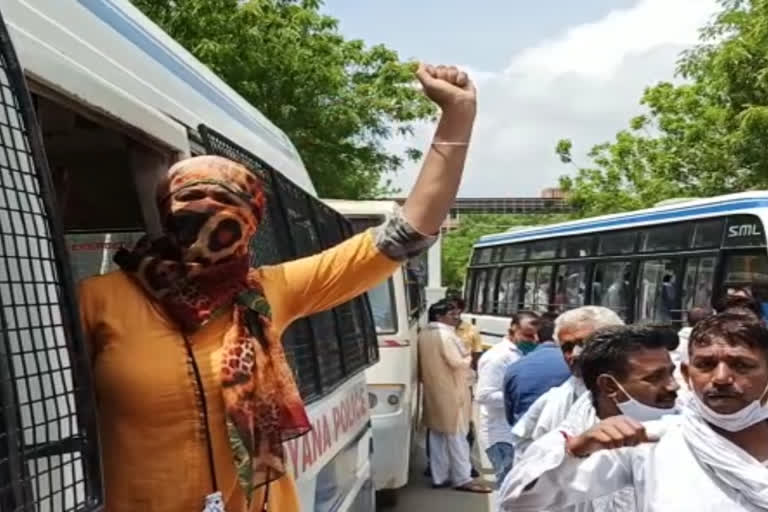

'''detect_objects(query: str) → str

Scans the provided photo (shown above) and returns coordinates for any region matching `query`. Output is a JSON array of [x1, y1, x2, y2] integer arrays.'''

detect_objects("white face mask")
[[610, 377, 677, 422], [571, 345, 584, 357], [687, 379, 768, 432]]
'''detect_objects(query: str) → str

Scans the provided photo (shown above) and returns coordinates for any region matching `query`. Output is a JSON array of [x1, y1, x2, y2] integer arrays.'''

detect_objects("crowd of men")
[[418, 292, 768, 510]]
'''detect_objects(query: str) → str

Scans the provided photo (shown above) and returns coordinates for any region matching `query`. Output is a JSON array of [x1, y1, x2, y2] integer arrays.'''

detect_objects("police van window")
[[368, 278, 396, 334], [38, 96, 144, 232]]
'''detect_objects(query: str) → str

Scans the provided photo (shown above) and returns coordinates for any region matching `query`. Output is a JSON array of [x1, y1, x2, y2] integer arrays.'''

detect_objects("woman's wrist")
[[433, 106, 475, 145]]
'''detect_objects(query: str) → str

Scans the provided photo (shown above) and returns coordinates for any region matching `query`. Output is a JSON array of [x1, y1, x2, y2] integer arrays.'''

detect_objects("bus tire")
[[376, 489, 399, 508]]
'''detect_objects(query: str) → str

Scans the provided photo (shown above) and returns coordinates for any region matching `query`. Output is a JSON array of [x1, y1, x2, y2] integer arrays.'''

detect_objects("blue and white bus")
[[464, 192, 768, 344]]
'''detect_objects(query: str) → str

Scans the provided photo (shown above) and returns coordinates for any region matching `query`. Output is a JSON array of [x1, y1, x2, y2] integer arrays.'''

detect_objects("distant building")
[[386, 193, 572, 233], [540, 187, 565, 199]]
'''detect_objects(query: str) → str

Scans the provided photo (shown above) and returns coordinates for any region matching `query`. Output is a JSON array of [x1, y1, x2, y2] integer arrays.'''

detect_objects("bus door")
[[0, 10, 103, 510]]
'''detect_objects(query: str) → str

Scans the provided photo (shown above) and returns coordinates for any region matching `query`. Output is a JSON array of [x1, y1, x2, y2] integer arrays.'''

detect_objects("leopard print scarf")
[[114, 156, 310, 502]]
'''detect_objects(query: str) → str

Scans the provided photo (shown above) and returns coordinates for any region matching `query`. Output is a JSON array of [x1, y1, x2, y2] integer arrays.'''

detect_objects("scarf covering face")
[[114, 156, 310, 501]]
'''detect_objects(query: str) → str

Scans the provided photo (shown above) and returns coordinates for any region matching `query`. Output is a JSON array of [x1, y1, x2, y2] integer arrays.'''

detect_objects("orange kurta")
[[78, 230, 398, 512]]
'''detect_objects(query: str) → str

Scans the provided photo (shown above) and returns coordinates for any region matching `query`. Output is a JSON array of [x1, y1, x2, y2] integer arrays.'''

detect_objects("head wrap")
[[115, 155, 309, 501]]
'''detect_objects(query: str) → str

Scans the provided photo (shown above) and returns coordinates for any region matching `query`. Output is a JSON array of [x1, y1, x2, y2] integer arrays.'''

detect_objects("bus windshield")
[[368, 278, 397, 334]]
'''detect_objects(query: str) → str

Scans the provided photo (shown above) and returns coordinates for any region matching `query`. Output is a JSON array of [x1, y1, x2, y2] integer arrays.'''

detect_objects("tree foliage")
[[131, 0, 435, 198], [558, 0, 768, 217], [441, 214, 569, 290]]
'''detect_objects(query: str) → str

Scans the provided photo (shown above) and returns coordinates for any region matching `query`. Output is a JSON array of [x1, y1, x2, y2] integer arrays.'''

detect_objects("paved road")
[[382, 433, 497, 512]]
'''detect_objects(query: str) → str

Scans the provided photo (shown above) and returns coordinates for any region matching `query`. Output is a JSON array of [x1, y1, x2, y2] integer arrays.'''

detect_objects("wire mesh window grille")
[[0, 10, 102, 511], [198, 125, 379, 401]]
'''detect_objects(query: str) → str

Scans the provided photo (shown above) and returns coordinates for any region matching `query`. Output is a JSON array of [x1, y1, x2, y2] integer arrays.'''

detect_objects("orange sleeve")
[[260, 229, 399, 325], [77, 279, 103, 365]]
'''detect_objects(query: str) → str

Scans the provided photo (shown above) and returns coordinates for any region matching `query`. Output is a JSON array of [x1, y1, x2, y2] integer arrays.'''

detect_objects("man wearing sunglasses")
[[511, 306, 624, 457]]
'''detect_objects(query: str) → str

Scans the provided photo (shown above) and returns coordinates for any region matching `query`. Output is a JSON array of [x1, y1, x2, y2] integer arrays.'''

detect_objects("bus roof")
[[3, 0, 314, 194], [475, 191, 768, 248], [322, 199, 399, 216]]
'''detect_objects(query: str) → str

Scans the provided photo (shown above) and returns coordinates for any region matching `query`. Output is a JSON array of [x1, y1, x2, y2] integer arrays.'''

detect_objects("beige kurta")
[[419, 322, 472, 434]]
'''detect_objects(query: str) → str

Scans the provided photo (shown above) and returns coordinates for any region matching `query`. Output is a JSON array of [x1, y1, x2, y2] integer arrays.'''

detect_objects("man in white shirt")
[[551, 325, 680, 512], [500, 311, 768, 512], [511, 306, 624, 456], [476, 311, 539, 485]]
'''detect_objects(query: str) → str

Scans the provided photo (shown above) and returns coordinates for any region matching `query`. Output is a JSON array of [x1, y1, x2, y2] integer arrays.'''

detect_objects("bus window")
[[523, 265, 552, 312], [472, 270, 488, 312], [640, 224, 689, 252], [592, 261, 633, 319], [723, 253, 768, 285], [497, 266, 523, 315], [636, 259, 681, 323], [503, 244, 526, 262], [559, 236, 592, 258], [682, 256, 716, 311], [484, 268, 499, 314], [368, 278, 397, 334], [598, 231, 637, 255], [530, 240, 557, 260], [475, 247, 492, 265], [692, 219, 724, 248], [554, 263, 587, 312]]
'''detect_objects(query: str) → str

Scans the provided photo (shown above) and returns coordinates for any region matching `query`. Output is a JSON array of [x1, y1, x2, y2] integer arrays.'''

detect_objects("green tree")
[[131, 0, 435, 198], [441, 214, 568, 290], [557, 0, 768, 217]]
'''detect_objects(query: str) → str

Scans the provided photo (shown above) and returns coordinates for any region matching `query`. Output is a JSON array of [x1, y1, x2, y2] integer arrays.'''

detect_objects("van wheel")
[[376, 489, 399, 508]]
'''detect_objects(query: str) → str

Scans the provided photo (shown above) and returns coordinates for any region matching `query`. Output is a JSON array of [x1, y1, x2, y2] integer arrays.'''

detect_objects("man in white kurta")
[[419, 301, 491, 493], [500, 312, 768, 512], [542, 325, 681, 512], [512, 307, 623, 457]]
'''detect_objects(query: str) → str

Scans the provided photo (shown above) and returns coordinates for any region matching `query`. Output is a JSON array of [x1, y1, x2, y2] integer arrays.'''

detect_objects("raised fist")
[[416, 63, 476, 112], [565, 416, 658, 458]]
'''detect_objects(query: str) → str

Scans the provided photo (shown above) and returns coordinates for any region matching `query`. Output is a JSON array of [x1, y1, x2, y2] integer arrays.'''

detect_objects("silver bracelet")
[[432, 141, 470, 147]]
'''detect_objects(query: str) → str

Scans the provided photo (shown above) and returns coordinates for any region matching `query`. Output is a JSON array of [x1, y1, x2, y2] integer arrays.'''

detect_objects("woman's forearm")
[[401, 64, 477, 235], [402, 106, 476, 235]]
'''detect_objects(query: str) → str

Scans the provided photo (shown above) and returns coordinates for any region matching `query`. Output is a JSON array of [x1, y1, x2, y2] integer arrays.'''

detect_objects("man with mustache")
[[499, 312, 768, 511]]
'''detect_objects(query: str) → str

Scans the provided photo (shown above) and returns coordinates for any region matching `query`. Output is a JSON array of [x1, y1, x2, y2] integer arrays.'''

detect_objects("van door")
[[0, 9, 103, 511]]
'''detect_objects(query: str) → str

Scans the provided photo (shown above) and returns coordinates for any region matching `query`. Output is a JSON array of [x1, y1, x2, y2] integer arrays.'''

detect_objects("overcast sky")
[[321, 0, 720, 197]]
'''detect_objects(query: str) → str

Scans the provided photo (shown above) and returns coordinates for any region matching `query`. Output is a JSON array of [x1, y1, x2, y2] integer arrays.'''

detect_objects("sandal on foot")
[[454, 482, 492, 494]]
